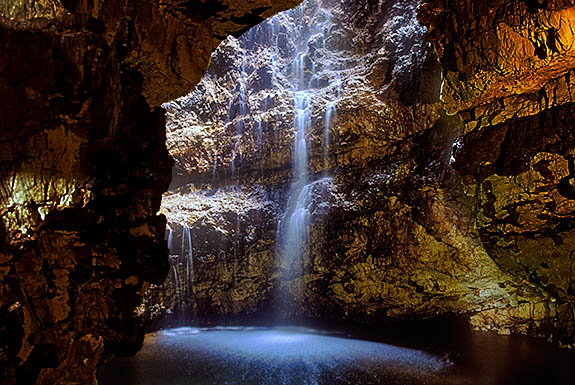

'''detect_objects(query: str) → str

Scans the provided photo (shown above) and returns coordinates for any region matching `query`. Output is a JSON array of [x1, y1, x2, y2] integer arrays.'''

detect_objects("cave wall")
[[146, 0, 575, 346], [2, 0, 575, 382], [0, 1, 301, 384], [419, 0, 575, 346]]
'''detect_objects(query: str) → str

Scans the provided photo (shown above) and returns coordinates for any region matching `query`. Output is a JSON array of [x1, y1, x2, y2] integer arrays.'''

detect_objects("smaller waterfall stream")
[[183, 224, 193, 286], [165, 224, 195, 321], [323, 101, 336, 169], [167, 228, 173, 251]]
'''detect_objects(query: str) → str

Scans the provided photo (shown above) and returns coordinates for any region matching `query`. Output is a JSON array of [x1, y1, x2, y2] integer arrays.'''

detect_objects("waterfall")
[[160, 0, 343, 323], [238, 53, 248, 125], [275, 1, 338, 316], [212, 151, 218, 179], [324, 101, 336, 169], [167, 228, 173, 252], [293, 93, 311, 181], [168, 224, 193, 321], [172, 264, 184, 319], [184, 225, 193, 285], [181, 225, 187, 259], [256, 118, 263, 150], [277, 92, 312, 276], [231, 48, 249, 178]]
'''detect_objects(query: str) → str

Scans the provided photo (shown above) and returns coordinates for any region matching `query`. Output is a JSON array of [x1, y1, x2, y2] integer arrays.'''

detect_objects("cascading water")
[[164, 223, 194, 320], [182, 224, 193, 287], [156, 0, 344, 324], [167, 228, 173, 251], [275, 2, 340, 315], [323, 101, 336, 169], [277, 92, 312, 279]]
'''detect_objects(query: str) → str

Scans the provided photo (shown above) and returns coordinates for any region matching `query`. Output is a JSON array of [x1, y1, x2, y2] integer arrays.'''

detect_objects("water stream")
[[159, 0, 344, 324], [275, 0, 341, 315], [164, 223, 194, 320]]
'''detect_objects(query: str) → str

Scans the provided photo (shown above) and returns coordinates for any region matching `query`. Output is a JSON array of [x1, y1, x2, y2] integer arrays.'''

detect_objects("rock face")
[[140, 185, 281, 326], [145, 0, 575, 347], [419, 0, 575, 346], [0, 0, 300, 384]]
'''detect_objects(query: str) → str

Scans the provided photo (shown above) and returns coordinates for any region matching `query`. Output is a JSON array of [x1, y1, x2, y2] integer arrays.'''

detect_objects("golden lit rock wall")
[[419, 0, 575, 346], [419, 0, 575, 116]]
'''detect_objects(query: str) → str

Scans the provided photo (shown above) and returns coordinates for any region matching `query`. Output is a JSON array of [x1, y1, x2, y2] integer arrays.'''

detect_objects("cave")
[[2, 0, 575, 384]]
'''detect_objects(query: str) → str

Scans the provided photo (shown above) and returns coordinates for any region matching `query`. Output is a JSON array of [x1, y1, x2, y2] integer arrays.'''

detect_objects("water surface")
[[98, 326, 575, 385]]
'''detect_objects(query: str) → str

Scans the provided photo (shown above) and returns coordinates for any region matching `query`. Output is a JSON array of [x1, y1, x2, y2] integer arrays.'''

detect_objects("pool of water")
[[98, 326, 575, 385]]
